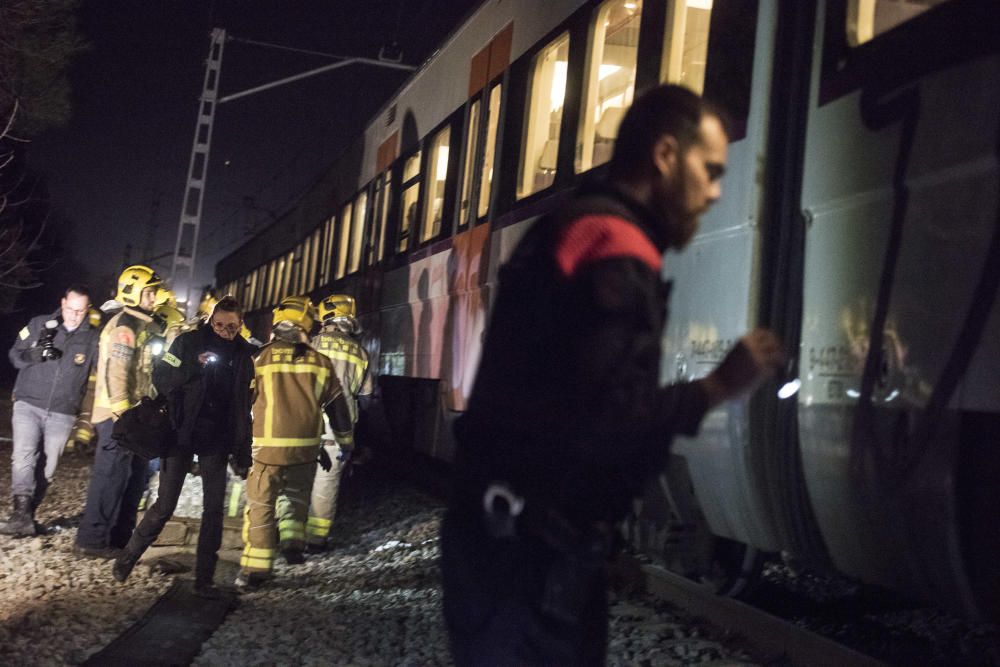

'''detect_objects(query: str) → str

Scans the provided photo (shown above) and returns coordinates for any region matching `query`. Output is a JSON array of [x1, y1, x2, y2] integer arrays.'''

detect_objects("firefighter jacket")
[[312, 325, 373, 424], [454, 181, 710, 527], [152, 323, 255, 466], [91, 306, 164, 424], [250, 339, 353, 466], [8, 311, 99, 417]]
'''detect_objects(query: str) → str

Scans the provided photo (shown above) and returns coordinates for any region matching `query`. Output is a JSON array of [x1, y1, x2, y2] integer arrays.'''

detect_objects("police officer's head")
[[208, 295, 244, 341], [61, 284, 91, 331], [609, 85, 730, 250]]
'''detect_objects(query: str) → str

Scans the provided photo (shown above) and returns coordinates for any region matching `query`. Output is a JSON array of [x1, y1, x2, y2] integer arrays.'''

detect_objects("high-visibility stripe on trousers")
[[277, 441, 345, 547], [240, 460, 315, 574]]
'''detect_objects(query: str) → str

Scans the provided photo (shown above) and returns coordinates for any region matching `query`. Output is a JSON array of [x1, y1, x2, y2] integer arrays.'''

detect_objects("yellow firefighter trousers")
[[240, 461, 315, 574], [275, 442, 346, 546]]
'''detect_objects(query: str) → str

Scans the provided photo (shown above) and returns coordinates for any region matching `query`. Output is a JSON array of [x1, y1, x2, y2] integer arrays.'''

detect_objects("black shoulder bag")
[[111, 395, 174, 459]]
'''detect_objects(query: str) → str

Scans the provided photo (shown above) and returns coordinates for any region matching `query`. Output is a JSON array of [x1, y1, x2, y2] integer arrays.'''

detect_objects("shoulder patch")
[[115, 329, 135, 347], [111, 343, 135, 360], [162, 352, 181, 367], [19, 327, 30, 340], [554, 214, 662, 278]]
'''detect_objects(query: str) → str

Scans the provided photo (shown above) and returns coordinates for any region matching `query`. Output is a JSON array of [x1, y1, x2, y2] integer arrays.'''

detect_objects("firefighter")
[[278, 294, 373, 553], [74, 265, 166, 559], [236, 296, 354, 589]]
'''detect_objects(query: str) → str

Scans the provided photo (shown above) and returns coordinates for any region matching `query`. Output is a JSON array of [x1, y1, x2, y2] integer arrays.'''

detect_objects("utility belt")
[[481, 481, 617, 625]]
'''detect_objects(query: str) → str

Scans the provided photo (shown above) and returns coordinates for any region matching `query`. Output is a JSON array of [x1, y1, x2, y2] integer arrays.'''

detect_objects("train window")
[[661, 0, 714, 94], [291, 243, 303, 294], [422, 126, 451, 242], [846, 0, 949, 46], [518, 33, 570, 199], [349, 191, 368, 273], [322, 215, 336, 283], [282, 252, 294, 298], [369, 172, 391, 265], [309, 229, 321, 289], [459, 100, 481, 226], [398, 151, 422, 253], [337, 202, 352, 279], [576, 0, 642, 173], [478, 83, 502, 217]]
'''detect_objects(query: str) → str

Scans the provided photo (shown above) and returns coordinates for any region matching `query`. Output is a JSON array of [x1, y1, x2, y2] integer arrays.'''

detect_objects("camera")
[[38, 320, 62, 361]]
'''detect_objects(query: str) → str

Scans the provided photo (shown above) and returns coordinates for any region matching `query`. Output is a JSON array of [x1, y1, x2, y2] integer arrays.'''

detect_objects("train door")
[[796, 0, 999, 617]]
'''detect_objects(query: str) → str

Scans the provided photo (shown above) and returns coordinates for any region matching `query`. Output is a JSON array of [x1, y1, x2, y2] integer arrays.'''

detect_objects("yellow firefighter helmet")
[[154, 304, 186, 330], [116, 265, 163, 307], [154, 288, 177, 309], [272, 295, 315, 332], [318, 294, 356, 322], [240, 323, 252, 340], [197, 290, 219, 319]]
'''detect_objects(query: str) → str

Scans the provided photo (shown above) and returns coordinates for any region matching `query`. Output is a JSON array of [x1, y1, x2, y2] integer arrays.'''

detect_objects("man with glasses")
[[111, 295, 256, 597], [2, 285, 100, 536]]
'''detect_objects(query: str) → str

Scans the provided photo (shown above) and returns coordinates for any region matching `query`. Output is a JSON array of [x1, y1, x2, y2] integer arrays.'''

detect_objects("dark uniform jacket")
[[152, 323, 255, 466], [9, 311, 99, 416], [454, 182, 709, 527]]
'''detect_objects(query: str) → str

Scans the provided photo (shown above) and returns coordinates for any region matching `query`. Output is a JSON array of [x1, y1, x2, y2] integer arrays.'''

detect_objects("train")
[[215, 0, 999, 621]]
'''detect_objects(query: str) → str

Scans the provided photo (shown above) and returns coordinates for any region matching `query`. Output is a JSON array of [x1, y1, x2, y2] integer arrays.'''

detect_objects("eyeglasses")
[[211, 321, 241, 333]]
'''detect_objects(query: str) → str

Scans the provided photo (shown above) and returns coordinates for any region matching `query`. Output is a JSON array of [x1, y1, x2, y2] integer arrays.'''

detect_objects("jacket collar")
[[122, 306, 154, 323], [577, 179, 672, 253]]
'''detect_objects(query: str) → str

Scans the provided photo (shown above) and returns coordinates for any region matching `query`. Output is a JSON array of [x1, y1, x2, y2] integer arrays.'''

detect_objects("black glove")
[[229, 454, 249, 480], [317, 447, 333, 472]]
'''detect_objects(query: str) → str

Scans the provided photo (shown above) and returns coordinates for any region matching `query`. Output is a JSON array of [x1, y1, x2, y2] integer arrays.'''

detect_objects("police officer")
[[112, 295, 255, 597], [2, 285, 99, 536], [236, 296, 353, 589], [298, 294, 373, 552], [441, 85, 785, 664], [74, 265, 166, 559]]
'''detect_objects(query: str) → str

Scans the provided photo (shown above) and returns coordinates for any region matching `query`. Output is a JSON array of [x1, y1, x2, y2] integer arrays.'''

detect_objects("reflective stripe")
[[239, 555, 274, 570], [243, 546, 275, 559], [162, 352, 181, 367], [306, 516, 331, 538], [110, 399, 132, 414], [253, 436, 321, 448], [228, 480, 244, 517]]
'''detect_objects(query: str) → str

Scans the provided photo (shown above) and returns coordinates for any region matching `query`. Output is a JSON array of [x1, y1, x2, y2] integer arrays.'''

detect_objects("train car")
[[216, 0, 999, 620]]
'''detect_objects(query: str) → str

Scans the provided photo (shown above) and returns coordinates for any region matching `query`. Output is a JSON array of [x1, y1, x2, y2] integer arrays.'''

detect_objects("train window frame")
[[396, 148, 423, 255], [419, 121, 454, 245], [846, 0, 951, 47], [820, 0, 987, 106], [576, 0, 643, 175], [457, 96, 483, 230], [348, 187, 369, 275], [516, 31, 572, 201], [367, 170, 393, 267], [476, 80, 504, 221], [336, 200, 352, 280]]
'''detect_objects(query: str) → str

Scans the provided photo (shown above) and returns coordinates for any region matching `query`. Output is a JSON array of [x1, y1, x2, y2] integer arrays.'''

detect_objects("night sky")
[[28, 0, 482, 304]]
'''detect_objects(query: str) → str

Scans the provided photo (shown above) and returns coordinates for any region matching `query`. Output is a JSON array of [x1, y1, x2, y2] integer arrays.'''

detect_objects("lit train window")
[[478, 83, 501, 218], [660, 0, 713, 94], [518, 33, 570, 199], [309, 229, 321, 289], [349, 191, 367, 273], [282, 251, 293, 298], [369, 172, 391, 265], [398, 151, 422, 253], [847, 0, 949, 46], [422, 126, 451, 241], [576, 0, 642, 173], [321, 214, 336, 283], [459, 100, 481, 226], [337, 202, 352, 279]]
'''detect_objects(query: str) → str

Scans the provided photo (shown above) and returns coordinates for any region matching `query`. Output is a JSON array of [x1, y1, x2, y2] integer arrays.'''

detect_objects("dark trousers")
[[126, 451, 228, 585], [440, 508, 609, 667], [76, 420, 148, 549]]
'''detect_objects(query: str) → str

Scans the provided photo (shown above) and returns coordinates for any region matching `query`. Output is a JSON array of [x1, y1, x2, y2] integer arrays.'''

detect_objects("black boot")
[[112, 549, 142, 583], [0, 496, 35, 537]]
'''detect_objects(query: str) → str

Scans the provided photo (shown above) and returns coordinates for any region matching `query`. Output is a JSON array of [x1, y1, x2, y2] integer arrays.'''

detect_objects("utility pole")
[[169, 29, 417, 309]]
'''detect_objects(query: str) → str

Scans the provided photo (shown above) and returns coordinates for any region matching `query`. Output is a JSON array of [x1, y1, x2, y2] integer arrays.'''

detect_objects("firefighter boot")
[[0, 496, 36, 537], [112, 549, 142, 583]]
